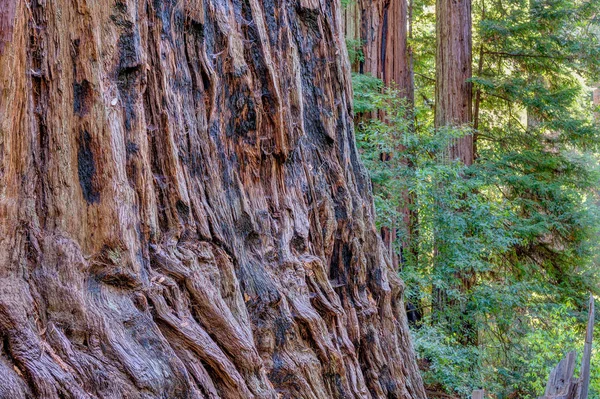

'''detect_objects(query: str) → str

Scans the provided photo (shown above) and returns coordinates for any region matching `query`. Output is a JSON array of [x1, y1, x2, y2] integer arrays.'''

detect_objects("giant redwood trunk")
[[0, 0, 425, 398]]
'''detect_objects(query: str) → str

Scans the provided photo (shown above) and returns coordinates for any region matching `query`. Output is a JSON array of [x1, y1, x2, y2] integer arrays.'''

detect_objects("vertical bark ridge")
[[435, 0, 473, 164]]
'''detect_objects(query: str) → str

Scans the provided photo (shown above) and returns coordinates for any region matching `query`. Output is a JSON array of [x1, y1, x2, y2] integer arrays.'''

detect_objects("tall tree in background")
[[435, 0, 473, 163], [432, 0, 475, 343], [343, 0, 415, 268], [344, 0, 412, 97]]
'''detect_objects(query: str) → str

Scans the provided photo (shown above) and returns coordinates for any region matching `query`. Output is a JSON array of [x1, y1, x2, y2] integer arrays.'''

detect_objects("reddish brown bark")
[[435, 0, 473, 165], [344, 0, 412, 96], [362, 0, 412, 97], [594, 86, 599, 123], [0, 0, 425, 398]]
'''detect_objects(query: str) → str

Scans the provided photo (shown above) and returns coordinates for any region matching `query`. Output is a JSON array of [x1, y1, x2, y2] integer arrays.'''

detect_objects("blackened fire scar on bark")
[[73, 80, 93, 117], [77, 129, 99, 203]]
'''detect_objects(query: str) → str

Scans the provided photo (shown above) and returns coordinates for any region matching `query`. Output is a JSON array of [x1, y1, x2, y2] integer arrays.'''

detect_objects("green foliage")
[[349, 14, 600, 391], [412, 325, 481, 397], [346, 39, 365, 65], [503, 302, 600, 398], [351, 73, 384, 114]]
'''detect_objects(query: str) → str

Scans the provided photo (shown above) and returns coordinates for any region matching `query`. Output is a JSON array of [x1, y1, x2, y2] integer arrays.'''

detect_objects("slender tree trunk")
[[361, 0, 412, 97], [344, 0, 412, 93], [472, 3, 485, 159], [593, 85, 599, 124], [0, 1, 426, 398]]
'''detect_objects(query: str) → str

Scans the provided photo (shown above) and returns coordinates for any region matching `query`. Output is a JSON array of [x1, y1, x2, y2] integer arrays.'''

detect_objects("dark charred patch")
[[114, 1, 127, 14], [77, 130, 99, 203], [286, 5, 333, 147], [118, 31, 141, 71], [245, 231, 261, 252], [328, 241, 351, 296], [269, 354, 295, 386], [175, 200, 190, 220], [365, 329, 376, 344], [110, 2, 133, 29], [185, 18, 204, 41], [116, 30, 141, 132], [70, 38, 81, 59], [236, 212, 256, 237], [296, 6, 320, 35], [274, 316, 292, 347], [240, 0, 279, 137], [379, 366, 399, 399], [73, 80, 93, 117], [225, 81, 257, 138], [152, 0, 177, 36], [333, 373, 346, 398], [333, 186, 348, 219], [262, 0, 279, 46], [126, 141, 139, 156], [290, 233, 307, 254], [200, 68, 211, 92]]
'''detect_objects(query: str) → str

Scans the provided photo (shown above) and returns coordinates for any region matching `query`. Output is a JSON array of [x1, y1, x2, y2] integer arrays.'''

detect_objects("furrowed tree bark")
[[0, 0, 426, 398], [435, 0, 472, 164], [358, 0, 412, 98]]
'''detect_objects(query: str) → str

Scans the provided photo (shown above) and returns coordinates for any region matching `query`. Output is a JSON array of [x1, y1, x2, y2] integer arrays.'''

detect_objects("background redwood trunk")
[[358, 0, 412, 97], [435, 0, 473, 164], [343, 0, 414, 269], [0, 0, 425, 398], [432, 0, 475, 344]]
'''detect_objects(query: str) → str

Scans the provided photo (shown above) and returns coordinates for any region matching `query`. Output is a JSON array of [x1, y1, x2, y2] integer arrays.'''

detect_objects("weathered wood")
[[542, 351, 579, 399], [579, 295, 595, 399], [0, 0, 426, 398], [471, 389, 485, 399], [540, 296, 595, 399]]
